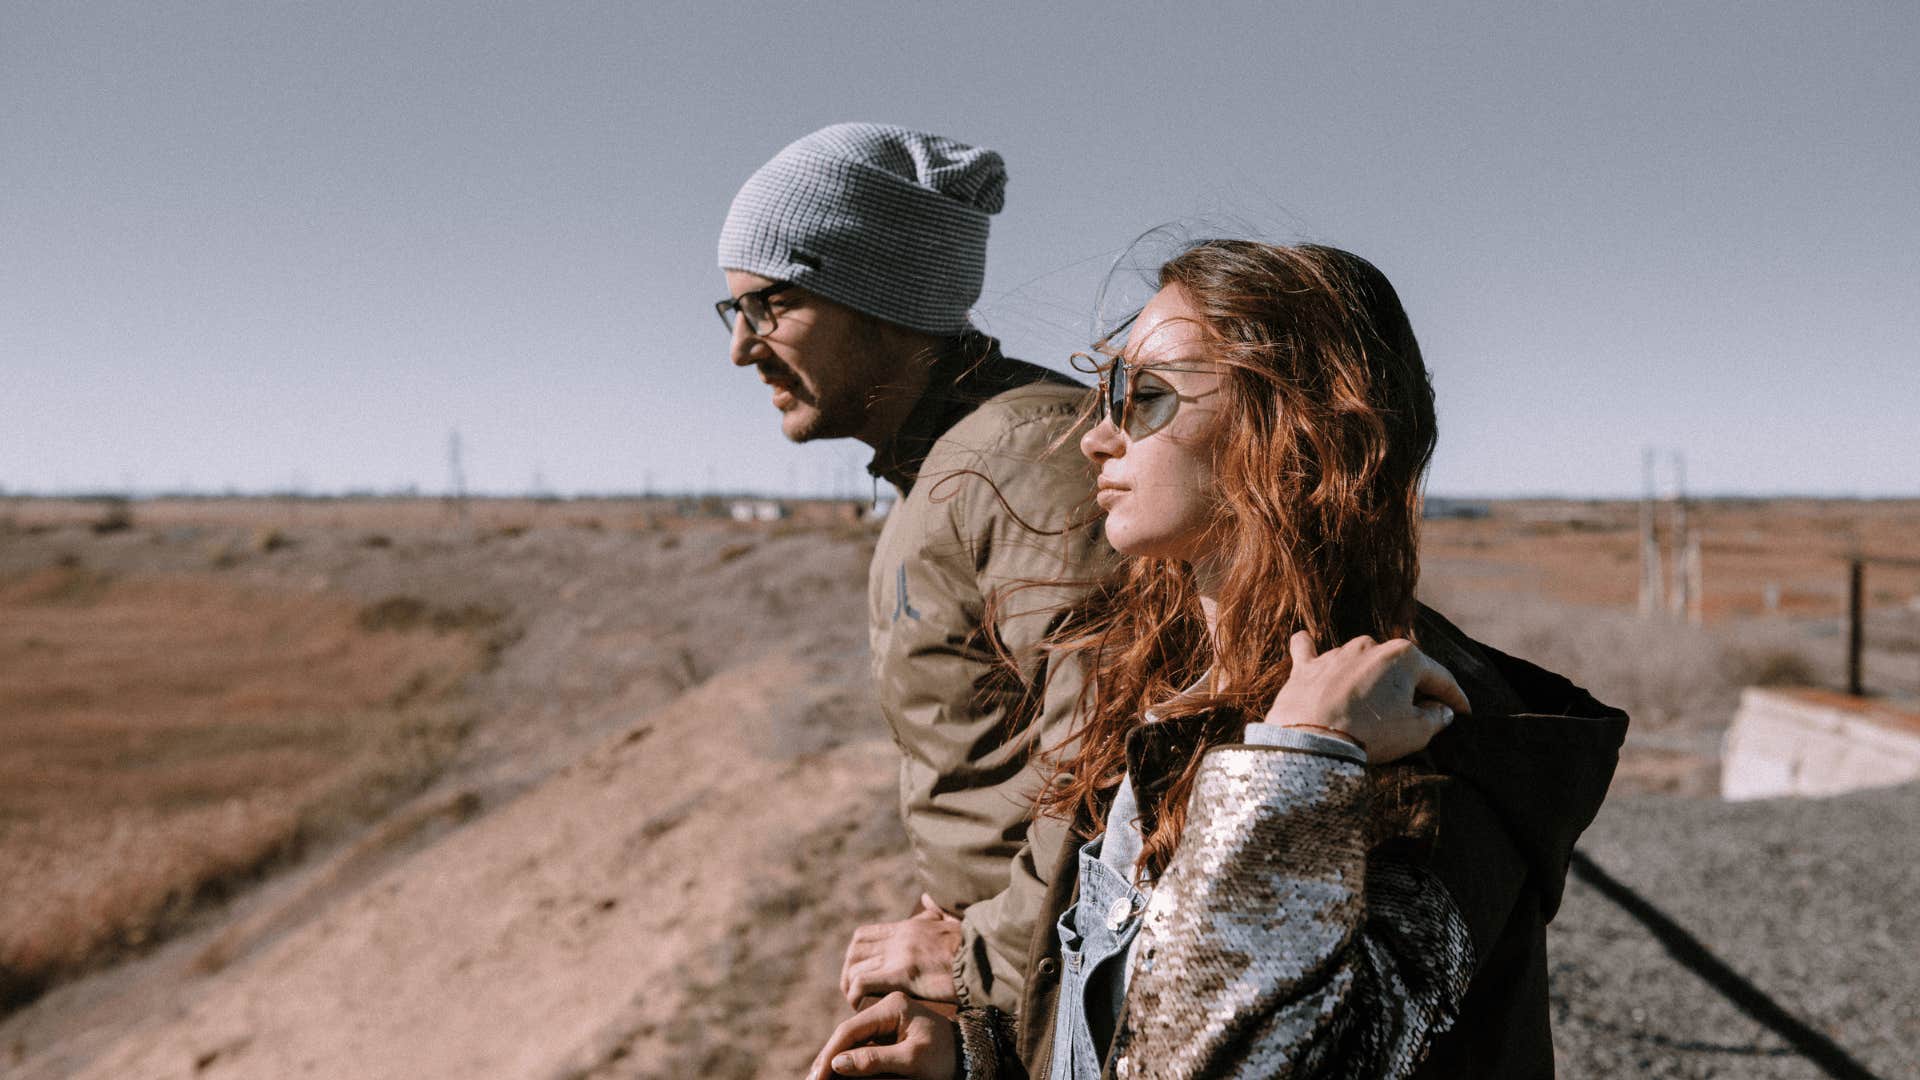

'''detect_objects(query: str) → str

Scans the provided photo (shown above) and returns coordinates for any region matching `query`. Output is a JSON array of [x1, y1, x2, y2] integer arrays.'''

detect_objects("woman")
[[809, 240, 1627, 1079]]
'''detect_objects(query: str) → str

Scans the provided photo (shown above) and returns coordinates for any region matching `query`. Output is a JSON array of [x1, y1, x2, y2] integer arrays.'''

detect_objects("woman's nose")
[[1081, 415, 1124, 464]]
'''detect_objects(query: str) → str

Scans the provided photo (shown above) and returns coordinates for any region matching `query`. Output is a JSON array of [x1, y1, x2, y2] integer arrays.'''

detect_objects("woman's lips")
[[1095, 486, 1127, 508]]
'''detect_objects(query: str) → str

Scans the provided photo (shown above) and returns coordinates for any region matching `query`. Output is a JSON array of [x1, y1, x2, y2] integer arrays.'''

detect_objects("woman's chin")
[[1105, 521, 1204, 563], [1102, 516, 1143, 556]]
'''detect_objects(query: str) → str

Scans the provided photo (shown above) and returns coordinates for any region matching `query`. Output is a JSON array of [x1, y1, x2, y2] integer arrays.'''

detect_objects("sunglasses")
[[1084, 354, 1215, 439]]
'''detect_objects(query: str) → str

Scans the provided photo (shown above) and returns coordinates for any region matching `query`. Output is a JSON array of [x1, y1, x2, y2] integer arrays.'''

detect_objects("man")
[[716, 123, 1108, 1012]]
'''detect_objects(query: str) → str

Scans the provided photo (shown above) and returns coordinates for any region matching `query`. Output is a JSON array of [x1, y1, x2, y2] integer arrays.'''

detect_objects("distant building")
[[728, 499, 788, 523], [1425, 498, 1491, 520]]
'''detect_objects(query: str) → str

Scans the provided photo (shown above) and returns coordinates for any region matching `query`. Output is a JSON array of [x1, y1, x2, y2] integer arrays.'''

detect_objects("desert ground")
[[2, 495, 1916, 1078]]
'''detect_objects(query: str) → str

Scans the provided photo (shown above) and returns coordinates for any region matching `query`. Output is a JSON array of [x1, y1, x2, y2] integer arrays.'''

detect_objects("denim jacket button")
[[1104, 895, 1135, 931]]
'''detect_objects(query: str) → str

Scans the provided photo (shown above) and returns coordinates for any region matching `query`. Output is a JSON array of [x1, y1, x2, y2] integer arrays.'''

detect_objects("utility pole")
[[1638, 448, 1663, 617], [448, 429, 468, 523], [1683, 532, 1704, 625], [1668, 451, 1689, 621]]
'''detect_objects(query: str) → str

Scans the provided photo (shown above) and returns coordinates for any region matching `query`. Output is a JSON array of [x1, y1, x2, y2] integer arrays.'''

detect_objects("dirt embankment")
[[3, 503, 901, 1077]]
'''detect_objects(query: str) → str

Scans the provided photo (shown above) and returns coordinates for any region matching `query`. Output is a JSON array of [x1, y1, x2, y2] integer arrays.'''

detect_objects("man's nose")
[[1080, 415, 1124, 464], [728, 316, 760, 367]]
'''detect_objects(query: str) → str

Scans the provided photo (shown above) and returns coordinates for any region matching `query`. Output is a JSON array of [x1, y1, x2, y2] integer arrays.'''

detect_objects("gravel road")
[[1551, 781, 1918, 1078]]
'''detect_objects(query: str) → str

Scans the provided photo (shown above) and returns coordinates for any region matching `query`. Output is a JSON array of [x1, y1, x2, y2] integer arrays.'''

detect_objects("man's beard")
[[782, 386, 863, 443]]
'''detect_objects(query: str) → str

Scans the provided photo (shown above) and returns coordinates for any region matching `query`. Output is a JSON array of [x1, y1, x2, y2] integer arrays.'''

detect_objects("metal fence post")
[[1847, 558, 1864, 697]]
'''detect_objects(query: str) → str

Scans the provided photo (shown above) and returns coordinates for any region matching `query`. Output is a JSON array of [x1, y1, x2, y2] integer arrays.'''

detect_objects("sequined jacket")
[[953, 607, 1628, 1078]]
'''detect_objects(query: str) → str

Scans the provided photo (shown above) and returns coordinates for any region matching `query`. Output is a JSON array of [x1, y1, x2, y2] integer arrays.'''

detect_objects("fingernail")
[[832, 1054, 854, 1071]]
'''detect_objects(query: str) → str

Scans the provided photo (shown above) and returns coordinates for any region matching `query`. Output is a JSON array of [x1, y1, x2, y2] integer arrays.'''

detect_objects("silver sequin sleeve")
[[1111, 746, 1476, 1079]]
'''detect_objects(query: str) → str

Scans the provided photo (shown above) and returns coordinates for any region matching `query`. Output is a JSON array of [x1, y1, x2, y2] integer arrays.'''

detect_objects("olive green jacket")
[[866, 338, 1113, 1011]]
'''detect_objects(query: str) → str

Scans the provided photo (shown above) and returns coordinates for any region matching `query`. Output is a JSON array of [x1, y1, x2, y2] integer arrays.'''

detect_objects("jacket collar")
[[866, 334, 1080, 495]]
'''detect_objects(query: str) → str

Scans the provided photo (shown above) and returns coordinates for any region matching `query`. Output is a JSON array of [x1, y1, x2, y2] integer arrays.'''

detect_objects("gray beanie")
[[717, 122, 1007, 336]]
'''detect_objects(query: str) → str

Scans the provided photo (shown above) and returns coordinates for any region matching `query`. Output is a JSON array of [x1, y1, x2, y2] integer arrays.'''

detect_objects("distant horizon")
[[6, 487, 1915, 505]]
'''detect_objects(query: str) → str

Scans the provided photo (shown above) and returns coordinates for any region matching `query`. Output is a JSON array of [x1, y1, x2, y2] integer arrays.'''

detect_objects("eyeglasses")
[[1079, 353, 1215, 439], [714, 282, 793, 336]]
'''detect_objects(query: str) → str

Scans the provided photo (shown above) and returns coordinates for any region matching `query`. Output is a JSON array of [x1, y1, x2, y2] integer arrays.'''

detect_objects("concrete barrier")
[[1721, 687, 1920, 800]]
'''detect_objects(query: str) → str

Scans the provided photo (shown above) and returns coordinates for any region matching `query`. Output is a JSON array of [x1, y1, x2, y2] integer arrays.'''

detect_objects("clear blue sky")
[[5, 2, 1915, 498]]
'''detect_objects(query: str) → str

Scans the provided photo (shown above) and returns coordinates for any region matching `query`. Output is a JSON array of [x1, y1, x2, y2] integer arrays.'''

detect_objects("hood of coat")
[[1414, 605, 1629, 920], [1117, 605, 1627, 920]]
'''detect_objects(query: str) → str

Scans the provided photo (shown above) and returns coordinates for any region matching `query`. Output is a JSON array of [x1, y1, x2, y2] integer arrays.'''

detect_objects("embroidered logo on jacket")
[[892, 562, 923, 622]]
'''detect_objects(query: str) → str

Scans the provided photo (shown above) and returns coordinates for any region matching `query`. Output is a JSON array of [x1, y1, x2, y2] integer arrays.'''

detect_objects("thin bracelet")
[[1282, 723, 1367, 754]]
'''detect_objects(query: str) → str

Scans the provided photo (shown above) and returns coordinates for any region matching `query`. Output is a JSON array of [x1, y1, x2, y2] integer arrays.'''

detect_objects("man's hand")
[[806, 991, 958, 1080], [840, 893, 963, 1007]]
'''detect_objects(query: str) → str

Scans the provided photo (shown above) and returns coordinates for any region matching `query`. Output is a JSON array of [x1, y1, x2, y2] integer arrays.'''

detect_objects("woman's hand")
[[1264, 632, 1470, 763], [805, 991, 958, 1080]]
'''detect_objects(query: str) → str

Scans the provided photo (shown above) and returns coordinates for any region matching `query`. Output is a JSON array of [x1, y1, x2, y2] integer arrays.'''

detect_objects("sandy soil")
[[2, 496, 1914, 1078]]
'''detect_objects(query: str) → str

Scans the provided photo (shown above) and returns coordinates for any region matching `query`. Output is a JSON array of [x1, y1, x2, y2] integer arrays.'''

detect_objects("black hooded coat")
[[978, 606, 1628, 1078]]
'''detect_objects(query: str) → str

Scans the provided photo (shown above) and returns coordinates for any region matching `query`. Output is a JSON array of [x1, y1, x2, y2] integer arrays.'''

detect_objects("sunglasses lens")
[[1125, 370, 1181, 437]]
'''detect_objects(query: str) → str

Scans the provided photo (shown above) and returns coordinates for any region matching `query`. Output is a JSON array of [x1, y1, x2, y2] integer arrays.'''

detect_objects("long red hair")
[[1041, 240, 1438, 878]]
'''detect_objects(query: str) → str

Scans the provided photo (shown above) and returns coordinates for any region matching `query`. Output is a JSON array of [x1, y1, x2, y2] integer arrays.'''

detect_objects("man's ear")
[[855, 313, 941, 373]]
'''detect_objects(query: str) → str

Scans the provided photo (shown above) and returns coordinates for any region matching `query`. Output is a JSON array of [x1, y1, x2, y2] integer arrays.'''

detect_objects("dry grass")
[[1418, 498, 1920, 795], [1423, 586, 1820, 730], [0, 564, 484, 1009], [1417, 579, 1884, 796]]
